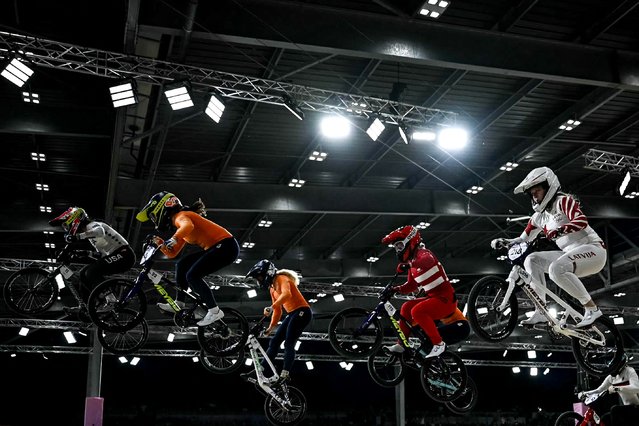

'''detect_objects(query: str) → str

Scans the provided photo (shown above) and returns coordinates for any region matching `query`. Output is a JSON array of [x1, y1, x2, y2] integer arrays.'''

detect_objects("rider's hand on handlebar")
[[546, 226, 567, 241], [608, 385, 619, 394], [396, 263, 410, 274], [490, 238, 510, 250], [64, 234, 79, 244], [263, 306, 273, 317], [164, 237, 177, 250]]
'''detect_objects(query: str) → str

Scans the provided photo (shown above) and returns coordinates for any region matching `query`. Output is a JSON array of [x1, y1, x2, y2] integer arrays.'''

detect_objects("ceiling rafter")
[[575, 0, 639, 44]]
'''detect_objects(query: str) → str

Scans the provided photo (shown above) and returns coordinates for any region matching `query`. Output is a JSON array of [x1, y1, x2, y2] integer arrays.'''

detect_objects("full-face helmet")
[[136, 191, 183, 230], [514, 167, 561, 213], [49, 207, 89, 236], [246, 259, 277, 290], [381, 225, 422, 263]]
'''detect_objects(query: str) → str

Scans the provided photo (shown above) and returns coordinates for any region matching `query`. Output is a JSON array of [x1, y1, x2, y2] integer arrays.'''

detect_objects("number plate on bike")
[[384, 301, 396, 316], [59, 265, 73, 279], [147, 269, 162, 284]]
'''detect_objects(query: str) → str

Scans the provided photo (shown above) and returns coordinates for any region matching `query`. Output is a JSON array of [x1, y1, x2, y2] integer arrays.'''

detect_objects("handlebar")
[[378, 272, 399, 301]]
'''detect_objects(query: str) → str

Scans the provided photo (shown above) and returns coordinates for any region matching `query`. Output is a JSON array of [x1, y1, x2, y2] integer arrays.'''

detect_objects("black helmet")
[[136, 191, 183, 230], [611, 353, 629, 376], [246, 259, 277, 289]]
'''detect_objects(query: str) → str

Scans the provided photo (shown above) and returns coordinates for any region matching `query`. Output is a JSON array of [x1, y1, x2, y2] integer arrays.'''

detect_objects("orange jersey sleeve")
[[268, 274, 310, 328], [160, 211, 232, 258]]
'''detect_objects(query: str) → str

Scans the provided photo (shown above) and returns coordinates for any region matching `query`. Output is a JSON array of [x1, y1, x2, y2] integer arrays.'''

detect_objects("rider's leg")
[[183, 238, 239, 326], [411, 295, 456, 358], [521, 251, 562, 325], [174, 252, 201, 303], [264, 314, 290, 376], [548, 244, 607, 327], [280, 307, 312, 379], [385, 299, 421, 353]]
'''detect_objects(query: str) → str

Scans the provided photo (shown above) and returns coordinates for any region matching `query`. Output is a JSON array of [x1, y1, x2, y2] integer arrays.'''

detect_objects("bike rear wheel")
[[571, 315, 625, 377], [97, 312, 148, 355], [264, 385, 307, 426], [3, 268, 58, 315], [444, 376, 478, 415], [199, 348, 245, 374], [88, 279, 146, 332], [467, 276, 518, 342], [420, 351, 468, 403], [328, 307, 384, 358], [554, 411, 584, 426], [197, 307, 248, 356], [367, 345, 406, 387]]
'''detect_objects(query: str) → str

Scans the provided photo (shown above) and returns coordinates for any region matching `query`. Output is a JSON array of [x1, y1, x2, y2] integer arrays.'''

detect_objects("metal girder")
[[139, 0, 639, 90], [273, 213, 326, 260], [322, 215, 381, 259], [576, 1, 639, 44], [0, 31, 456, 128], [584, 149, 639, 177], [113, 179, 639, 219], [491, 0, 539, 32]]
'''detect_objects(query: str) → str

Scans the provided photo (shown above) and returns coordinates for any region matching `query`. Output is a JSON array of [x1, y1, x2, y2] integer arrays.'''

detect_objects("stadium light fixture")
[[1, 57, 34, 87]]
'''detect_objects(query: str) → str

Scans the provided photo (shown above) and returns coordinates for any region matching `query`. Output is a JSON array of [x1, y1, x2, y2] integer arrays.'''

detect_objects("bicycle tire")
[[554, 411, 584, 426], [197, 307, 249, 356], [264, 385, 307, 426], [97, 312, 148, 355], [571, 315, 625, 377], [87, 278, 146, 332], [444, 376, 478, 415], [367, 345, 406, 387], [328, 307, 384, 358], [199, 348, 245, 374], [467, 276, 518, 342], [420, 351, 468, 403], [3, 268, 59, 315]]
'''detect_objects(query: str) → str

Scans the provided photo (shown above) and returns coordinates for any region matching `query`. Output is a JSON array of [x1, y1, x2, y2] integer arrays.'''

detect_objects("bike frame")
[[245, 320, 295, 410], [497, 259, 607, 348]]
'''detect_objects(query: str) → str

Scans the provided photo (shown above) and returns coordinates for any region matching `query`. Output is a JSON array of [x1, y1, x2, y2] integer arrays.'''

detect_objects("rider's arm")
[[270, 275, 291, 310], [395, 251, 439, 294], [268, 282, 286, 329], [590, 375, 613, 395], [160, 216, 191, 258], [615, 367, 639, 394], [557, 195, 588, 234], [77, 222, 105, 240], [519, 217, 543, 242]]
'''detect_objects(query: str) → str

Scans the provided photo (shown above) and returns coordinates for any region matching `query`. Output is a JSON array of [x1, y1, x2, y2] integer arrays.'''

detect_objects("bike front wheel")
[[554, 411, 584, 426], [199, 348, 245, 374], [420, 351, 468, 403], [88, 279, 146, 332], [264, 385, 307, 426], [3, 268, 59, 315], [367, 345, 406, 387], [444, 376, 478, 415], [571, 315, 625, 377], [97, 312, 148, 355], [328, 307, 383, 358], [197, 307, 248, 356], [467, 276, 518, 342]]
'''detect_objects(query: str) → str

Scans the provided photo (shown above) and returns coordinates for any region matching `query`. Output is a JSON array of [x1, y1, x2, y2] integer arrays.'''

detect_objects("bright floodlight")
[[619, 170, 631, 196], [412, 130, 437, 141], [306, 361, 314, 370], [18, 327, 29, 336], [130, 357, 140, 366], [109, 81, 138, 108], [1, 58, 34, 87], [438, 127, 468, 150], [164, 83, 194, 110], [247, 289, 257, 298], [320, 116, 351, 138], [333, 293, 345, 302], [530, 367, 538, 376], [63, 331, 76, 344], [527, 350, 537, 359], [366, 118, 385, 141], [205, 94, 225, 123]]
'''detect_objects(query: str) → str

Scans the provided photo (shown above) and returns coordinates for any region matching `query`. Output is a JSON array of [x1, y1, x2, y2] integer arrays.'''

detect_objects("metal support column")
[[84, 328, 104, 426], [395, 370, 405, 426]]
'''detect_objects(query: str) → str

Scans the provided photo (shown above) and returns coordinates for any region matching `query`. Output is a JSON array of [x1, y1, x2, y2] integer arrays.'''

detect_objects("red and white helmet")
[[381, 225, 422, 262], [49, 207, 89, 236]]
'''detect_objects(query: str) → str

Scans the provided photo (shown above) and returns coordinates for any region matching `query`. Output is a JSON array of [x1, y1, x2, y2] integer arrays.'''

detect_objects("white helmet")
[[514, 167, 561, 212]]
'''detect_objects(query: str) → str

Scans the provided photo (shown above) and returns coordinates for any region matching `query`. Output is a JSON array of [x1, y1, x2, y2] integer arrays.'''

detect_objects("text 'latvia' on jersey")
[[82, 221, 129, 256], [525, 194, 602, 252], [405, 248, 451, 294]]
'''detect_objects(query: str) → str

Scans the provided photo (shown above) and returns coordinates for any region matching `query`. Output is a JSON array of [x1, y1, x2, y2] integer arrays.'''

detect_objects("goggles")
[[392, 227, 417, 253]]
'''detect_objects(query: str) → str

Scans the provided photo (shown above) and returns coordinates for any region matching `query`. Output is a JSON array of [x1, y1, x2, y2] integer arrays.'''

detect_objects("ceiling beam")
[[575, 0, 639, 44], [113, 179, 639, 219], [139, 0, 639, 90], [491, 0, 538, 32], [273, 213, 326, 260]]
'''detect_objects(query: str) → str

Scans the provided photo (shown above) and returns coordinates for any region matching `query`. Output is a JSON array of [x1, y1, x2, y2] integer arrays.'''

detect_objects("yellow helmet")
[[136, 191, 182, 230]]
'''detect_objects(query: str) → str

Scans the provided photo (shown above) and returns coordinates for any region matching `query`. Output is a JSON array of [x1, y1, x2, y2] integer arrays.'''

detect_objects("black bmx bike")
[[86, 240, 248, 356], [3, 243, 149, 354], [328, 279, 468, 402]]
